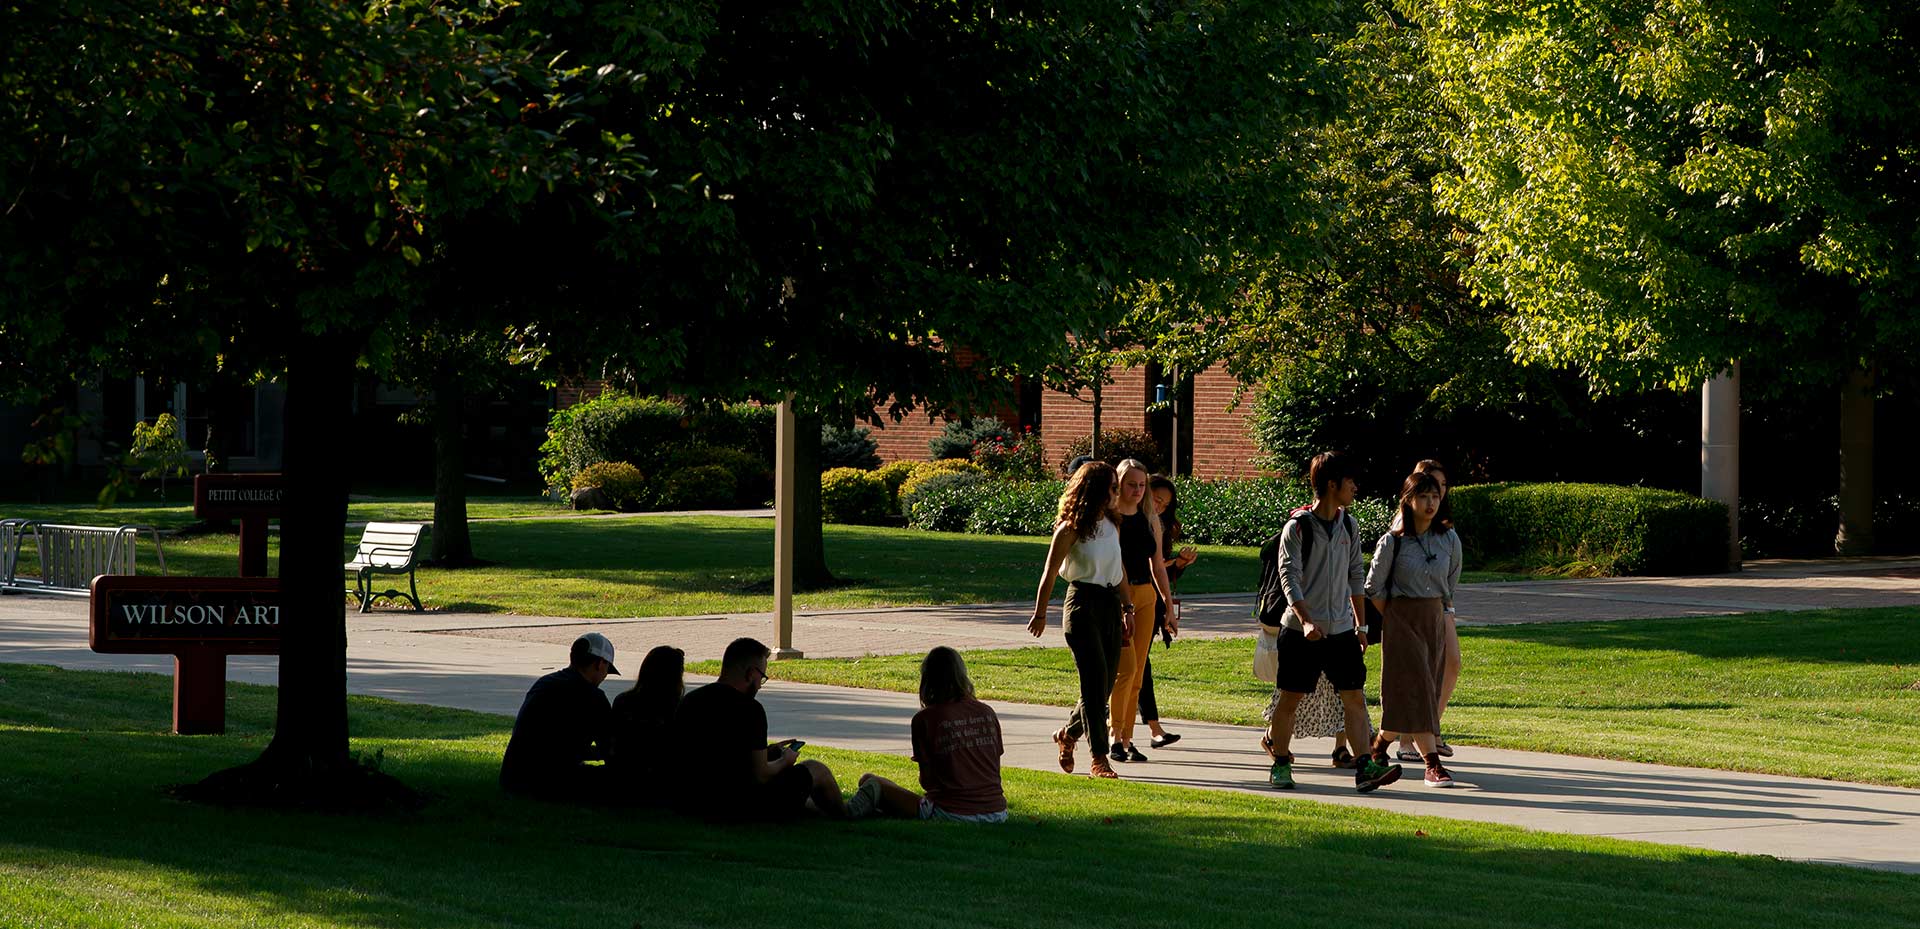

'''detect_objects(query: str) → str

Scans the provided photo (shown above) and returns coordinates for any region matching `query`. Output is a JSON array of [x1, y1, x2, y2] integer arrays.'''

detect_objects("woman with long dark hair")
[[1391, 459, 1459, 761], [1366, 472, 1462, 787], [1027, 461, 1134, 779], [611, 644, 686, 799], [1138, 475, 1198, 747]]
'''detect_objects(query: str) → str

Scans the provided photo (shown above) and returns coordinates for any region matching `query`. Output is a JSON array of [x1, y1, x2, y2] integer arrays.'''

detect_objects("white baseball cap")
[[572, 632, 620, 675]]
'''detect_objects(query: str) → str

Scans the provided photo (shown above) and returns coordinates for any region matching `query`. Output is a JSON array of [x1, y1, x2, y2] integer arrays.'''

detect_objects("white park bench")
[[343, 522, 429, 612]]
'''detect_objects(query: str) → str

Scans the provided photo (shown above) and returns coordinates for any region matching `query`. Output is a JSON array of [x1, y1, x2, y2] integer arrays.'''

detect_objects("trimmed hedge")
[[874, 461, 919, 507], [821, 468, 893, 525], [539, 394, 774, 506], [889, 473, 1394, 550], [897, 459, 985, 504], [966, 479, 1066, 536], [571, 461, 647, 512], [902, 471, 990, 531], [658, 464, 737, 510], [1447, 482, 1730, 575]]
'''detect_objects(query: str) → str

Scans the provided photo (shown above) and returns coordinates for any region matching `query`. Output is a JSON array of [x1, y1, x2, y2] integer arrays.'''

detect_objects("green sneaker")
[[1268, 757, 1296, 790], [1355, 755, 1403, 794]]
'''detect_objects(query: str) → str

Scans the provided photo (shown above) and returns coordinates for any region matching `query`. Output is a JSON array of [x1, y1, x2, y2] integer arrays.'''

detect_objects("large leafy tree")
[[2, 0, 644, 799], [509, 0, 1338, 582], [1421, 0, 1920, 551]]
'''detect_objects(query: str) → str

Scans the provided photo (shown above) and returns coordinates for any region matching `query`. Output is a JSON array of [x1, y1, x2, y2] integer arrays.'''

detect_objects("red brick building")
[[867, 359, 1267, 479]]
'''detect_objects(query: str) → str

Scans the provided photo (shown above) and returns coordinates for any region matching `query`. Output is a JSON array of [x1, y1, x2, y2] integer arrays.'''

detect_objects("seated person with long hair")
[[848, 647, 1008, 823]]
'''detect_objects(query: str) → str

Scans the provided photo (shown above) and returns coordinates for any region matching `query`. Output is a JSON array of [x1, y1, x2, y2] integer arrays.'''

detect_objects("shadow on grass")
[[3, 662, 1920, 927], [4, 717, 1918, 929]]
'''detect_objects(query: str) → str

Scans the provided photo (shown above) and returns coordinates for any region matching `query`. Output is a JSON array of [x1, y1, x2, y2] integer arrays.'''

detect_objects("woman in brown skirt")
[[1364, 471, 1462, 787]]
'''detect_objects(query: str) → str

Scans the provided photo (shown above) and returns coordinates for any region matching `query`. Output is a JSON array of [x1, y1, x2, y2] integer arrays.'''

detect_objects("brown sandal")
[[1053, 728, 1076, 774], [1261, 736, 1277, 759], [1089, 757, 1120, 779]]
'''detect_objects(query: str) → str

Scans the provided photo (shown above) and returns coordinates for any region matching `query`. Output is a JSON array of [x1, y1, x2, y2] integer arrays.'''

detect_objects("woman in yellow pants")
[[1106, 459, 1174, 763]]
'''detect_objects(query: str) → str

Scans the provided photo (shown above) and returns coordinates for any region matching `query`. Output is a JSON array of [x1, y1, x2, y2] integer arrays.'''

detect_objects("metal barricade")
[[2, 523, 166, 595], [0, 518, 28, 587]]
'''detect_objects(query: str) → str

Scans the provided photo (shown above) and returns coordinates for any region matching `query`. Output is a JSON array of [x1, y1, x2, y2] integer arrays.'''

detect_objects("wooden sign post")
[[194, 473, 285, 579], [90, 576, 283, 734], [86, 473, 288, 734]]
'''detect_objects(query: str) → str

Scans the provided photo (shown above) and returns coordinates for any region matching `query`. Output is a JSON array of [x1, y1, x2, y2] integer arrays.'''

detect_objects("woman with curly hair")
[[1027, 460, 1134, 779]]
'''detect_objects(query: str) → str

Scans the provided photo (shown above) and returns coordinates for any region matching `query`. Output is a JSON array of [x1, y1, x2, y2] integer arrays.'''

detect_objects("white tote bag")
[[1252, 624, 1280, 683]]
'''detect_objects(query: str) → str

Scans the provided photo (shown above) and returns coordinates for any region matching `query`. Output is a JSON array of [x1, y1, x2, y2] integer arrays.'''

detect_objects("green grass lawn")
[[695, 607, 1920, 788], [1, 664, 1912, 929], [6, 512, 1521, 616]]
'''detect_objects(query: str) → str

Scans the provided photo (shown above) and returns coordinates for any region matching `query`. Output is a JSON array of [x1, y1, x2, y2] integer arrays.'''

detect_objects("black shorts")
[[1274, 628, 1367, 695]]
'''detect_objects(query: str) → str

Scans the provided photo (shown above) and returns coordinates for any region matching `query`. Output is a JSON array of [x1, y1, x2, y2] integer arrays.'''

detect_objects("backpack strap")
[[1380, 534, 1404, 601]]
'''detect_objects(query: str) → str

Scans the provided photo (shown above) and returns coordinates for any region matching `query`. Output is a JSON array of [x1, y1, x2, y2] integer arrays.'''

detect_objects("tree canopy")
[[1422, 0, 1920, 395]]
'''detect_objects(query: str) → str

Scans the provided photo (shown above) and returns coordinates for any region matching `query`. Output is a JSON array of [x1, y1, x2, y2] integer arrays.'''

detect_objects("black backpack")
[[1254, 509, 1356, 628]]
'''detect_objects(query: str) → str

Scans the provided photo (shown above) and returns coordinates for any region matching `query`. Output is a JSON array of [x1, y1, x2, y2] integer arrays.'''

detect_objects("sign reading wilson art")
[[89, 576, 282, 655]]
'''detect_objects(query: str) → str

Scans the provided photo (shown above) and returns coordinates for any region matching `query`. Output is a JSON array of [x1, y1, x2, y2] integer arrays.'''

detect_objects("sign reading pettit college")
[[89, 576, 283, 655], [193, 473, 287, 521]]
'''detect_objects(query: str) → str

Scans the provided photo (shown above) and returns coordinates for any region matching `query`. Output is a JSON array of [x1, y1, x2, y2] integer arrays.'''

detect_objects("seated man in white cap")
[[500, 632, 619, 798]]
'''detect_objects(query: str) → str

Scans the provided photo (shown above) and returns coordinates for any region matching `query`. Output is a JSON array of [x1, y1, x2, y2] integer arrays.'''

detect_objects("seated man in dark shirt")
[[670, 636, 867, 820], [500, 632, 619, 798]]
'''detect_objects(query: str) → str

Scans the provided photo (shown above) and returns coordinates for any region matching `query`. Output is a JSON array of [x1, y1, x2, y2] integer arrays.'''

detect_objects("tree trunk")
[[430, 371, 475, 566], [1090, 382, 1103, 462], [179, 333, 417, 809], [1835, 367, 1876, 555], [792, 409, 834, 589]]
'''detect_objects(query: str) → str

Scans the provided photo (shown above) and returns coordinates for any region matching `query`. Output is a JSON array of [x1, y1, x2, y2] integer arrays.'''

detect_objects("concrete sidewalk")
[[5, 571, 1920, 874], [372, 555, 1920, 661]]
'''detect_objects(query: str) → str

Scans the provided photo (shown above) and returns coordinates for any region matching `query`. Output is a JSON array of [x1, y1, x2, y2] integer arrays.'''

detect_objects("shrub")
[[929, 419, 1017, 461], [540, 394, 688, 492], [966, 479, 1066, 536], [1447, 482, 1730, 575], [902, 471, 990, 532], [820, 424, 882, 471], [1056, 428, 1165, 474], [658, 464, 738, 511], [571, 461, 647, 512], [973, 427, 1050, 480], [874, 461, 920, 506], [689, 403, 776, 464], [897, 458, 985, 504], [664, 444, 770, 507], [820, 468, 893, 525]]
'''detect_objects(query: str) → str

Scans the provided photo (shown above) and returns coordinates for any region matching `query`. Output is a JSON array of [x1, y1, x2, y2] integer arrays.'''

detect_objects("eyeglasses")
[[749, 665, 772, 683]]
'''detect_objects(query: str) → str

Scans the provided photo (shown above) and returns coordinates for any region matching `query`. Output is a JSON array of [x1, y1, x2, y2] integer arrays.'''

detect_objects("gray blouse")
[[1364, 528, 1462, 607]]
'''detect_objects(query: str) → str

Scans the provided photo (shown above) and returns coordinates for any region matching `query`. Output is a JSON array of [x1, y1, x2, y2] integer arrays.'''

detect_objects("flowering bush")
[[972, 427, 1049, 480]]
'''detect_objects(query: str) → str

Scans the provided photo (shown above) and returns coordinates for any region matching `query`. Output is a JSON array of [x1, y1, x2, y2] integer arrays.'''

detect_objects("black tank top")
[[1119, 508, 1156, 585]]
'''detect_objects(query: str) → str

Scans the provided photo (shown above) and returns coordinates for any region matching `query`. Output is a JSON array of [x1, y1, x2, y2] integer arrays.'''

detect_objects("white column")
[[1701, 364, 1741, 571], [771, 398, 803, 658]]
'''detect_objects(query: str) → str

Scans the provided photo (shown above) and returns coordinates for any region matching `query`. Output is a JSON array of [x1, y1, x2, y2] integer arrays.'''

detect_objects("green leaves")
[[1426, 0, 1920, 395]]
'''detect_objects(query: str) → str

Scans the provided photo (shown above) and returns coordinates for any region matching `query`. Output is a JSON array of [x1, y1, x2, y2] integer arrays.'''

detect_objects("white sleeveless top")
[[1058, 517, 1123, 586]]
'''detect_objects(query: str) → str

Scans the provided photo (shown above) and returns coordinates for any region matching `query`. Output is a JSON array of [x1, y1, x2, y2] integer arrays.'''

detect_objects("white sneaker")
[[845, 778, 883, 819]]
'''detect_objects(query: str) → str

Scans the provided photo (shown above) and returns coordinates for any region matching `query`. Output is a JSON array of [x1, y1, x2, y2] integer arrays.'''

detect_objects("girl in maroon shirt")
[[848, 647, 1008, 822]]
